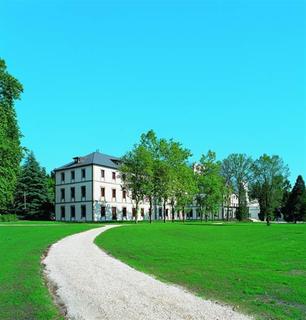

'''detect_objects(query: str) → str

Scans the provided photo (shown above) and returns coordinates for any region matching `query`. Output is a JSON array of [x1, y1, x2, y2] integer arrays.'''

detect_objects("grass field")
[[0, 221, 103, 320], [96, 222, 306, 320]]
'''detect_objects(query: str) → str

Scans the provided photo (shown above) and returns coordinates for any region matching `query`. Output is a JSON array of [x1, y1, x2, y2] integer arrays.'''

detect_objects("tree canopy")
[[0, 58, 23, 212]]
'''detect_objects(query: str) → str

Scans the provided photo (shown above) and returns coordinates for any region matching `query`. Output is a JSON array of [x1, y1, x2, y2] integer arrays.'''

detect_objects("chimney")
[[73, 156, 81, 163]]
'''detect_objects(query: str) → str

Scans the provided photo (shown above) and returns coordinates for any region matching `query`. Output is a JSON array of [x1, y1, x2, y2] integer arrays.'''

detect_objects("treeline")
[[0, 59, 54, 220], [121, 131, 306, 223]]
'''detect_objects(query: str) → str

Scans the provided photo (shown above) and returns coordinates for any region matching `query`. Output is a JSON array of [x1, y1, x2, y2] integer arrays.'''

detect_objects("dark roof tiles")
[[55, 152, 121, 171]]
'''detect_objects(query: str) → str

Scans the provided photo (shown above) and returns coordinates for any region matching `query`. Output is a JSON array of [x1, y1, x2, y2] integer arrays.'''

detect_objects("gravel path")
[[43, 225, 252, 320]]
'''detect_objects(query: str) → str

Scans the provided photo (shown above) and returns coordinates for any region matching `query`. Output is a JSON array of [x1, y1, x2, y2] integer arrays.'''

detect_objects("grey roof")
[[55, 152, 121, 171]]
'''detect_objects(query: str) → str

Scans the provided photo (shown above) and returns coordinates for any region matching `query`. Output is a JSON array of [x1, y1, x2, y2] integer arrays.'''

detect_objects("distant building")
[[55, 152, 259, 222]]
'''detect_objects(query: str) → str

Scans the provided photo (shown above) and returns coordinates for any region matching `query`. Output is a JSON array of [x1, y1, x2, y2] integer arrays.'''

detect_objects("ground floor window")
[[112, 207, 117, 220], [159, 208, 162, 218], [101, 206, 106, 219], [132, 208, 136, 218], [81, 205, 86, 219], [141, 208, 144, 217], [122, 207, 127, 218], [61, 206, 65, 219], [70, 205, 75, 219]]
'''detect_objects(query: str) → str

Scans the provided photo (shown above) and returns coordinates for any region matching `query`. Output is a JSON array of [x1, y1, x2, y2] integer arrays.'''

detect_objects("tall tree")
[[283, 175, 306, 222], [120, 145, 153, 223], [222, 154, 253, 220], [14, 151, 49, 219], [250, 154, 289, 222], [158, 138, 192, 223], [0, 59, 23, 212], [139, 130, 160, 223], [195, 151, 224, 221]]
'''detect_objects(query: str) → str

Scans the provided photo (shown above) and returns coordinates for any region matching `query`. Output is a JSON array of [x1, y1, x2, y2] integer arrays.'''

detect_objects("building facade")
[[55, 152, 259, 222], [55, 152, 165, 221]]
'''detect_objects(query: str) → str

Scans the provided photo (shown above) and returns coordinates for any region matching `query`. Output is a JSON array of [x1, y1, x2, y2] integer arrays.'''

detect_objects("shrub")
[[0, 214, 18, 222]]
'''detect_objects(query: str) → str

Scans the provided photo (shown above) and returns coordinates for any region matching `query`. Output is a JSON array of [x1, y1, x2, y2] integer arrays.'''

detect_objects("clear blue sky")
[[1, 0, 305, 183]]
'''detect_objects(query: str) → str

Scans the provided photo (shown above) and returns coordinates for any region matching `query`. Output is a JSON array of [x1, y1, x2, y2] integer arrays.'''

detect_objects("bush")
[[0, 214, 18, 222]]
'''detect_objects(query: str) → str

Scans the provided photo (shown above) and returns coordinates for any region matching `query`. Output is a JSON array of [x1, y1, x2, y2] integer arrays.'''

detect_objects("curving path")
[[43, 225, 252, 320]]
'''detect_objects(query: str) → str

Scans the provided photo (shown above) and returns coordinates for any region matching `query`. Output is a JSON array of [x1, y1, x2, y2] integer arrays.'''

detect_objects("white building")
[[55, 151, 259, 222], [55, 152, 169, 222]]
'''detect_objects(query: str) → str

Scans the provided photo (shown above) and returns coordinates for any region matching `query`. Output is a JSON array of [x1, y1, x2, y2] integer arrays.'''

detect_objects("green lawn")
[[0, 222, 103, 320], [96, 222, 306, 320]]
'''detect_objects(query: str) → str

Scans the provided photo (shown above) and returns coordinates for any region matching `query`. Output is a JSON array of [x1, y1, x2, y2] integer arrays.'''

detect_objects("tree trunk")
[[135, 202, 138, 224], [149, 197, 152, 224], [183, 207, 185, 223], [171, 204, 175, 222], [163, 200, 166, 223]]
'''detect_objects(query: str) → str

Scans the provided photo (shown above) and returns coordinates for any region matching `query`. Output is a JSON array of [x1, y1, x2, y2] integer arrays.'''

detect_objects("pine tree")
[[14, 151, 50, 219], [0, 59, 23, 212], [284, 175, 306, 222], [236, 182, 249, 221]]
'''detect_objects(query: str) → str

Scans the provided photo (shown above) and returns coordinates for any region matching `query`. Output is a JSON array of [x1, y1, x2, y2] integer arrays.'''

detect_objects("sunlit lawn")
[[0, 221, 103, 320], [96, 222, 306, 320]]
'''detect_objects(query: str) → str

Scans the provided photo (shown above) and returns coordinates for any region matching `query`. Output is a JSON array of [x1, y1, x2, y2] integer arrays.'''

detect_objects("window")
[[81, 168, 86, 179], [61, 172, 65, 183], [112, 171, 116, 180], [101, 206, 106, 218], [70, 187, 75, 200], [141, 208, 144, 217], [122, 190, 126, 200], [101, 187, 105, 198], [101, 170, 105, 179], [166, 209, 169, 217], [122, 207, 127, 217], [60, 206, 65, 219], [81, 205, 86, 218], [197, 209, 201, 218], [132, 208, 136, 218], [70, 206, 75, 218], [112, 207, 117, 220], [81, 186, 86, 199], [112, 189, 116, 199], [71, 171, 75, 181], [159, 208, 162, 218], [60, 188, 65, 201]]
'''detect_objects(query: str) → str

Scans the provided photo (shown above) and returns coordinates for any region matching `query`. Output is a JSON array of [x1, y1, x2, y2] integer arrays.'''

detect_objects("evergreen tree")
[[14, 151, 50, 219], [0, 59, 23, 212], [236, 182, 249, 221], [284, 175, 306, 222]]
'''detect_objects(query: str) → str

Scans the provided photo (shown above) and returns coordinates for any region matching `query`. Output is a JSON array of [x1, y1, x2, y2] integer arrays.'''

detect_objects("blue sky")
[[2, 0, 305, 183]]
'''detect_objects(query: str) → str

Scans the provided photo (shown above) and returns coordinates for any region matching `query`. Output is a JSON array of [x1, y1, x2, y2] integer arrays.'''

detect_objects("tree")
[[283, 175, 306, 222], [221, 154, 253, 221], [139, 130, 160, 223], [157, 138, 192, 223], [250, 154, 289, 222], [175, 164, 198, 223], [195, 151, 224, 222], [0, 58, 23, 212], [13, 151, 50, 219], [120, 145, 153, 223]]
